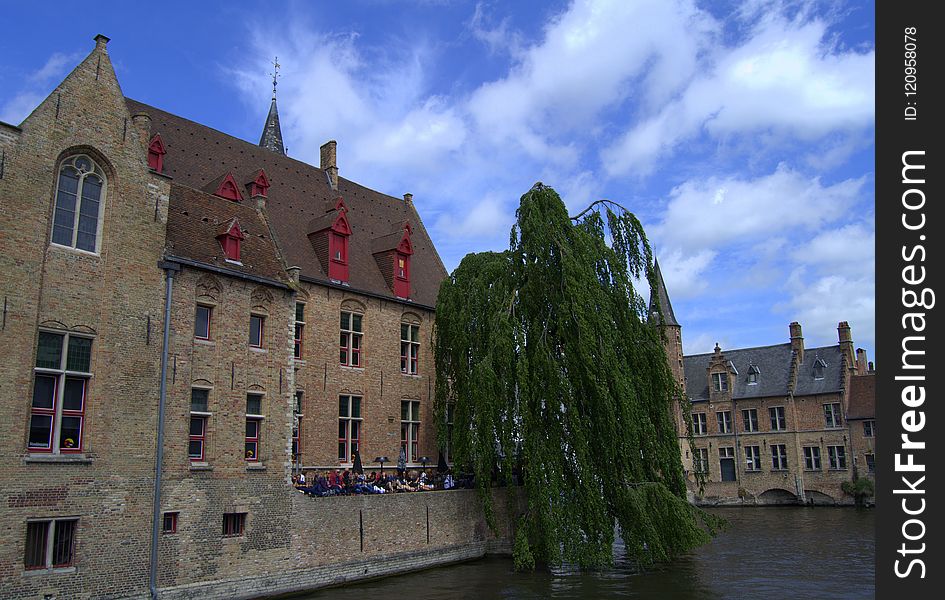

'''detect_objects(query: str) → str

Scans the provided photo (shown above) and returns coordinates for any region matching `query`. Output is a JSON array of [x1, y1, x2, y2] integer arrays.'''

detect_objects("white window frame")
[[401, 400, 420, 463], [400, 323, 420, 375], [189, 387, 212, 462], [338, 394, 362, 463], [827, 445, 847, 470], [744, 445, 761, 471], [50, 154, 107, 255], [771, 444, 788, 470], [803, 446, 822, 470], [712, 372, 728, 392], [742, 408, 758, 432], [716, 410, 732, 434], [692, 412, 707, 436], [824, 402, 842, 429], [769, 406, 786, 431], [694, 447, 709, 474], [863, 419, 875, 438]]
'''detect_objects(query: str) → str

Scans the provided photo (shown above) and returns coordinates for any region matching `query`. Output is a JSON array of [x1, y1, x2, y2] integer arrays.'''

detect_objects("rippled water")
[[301, 507, 874, 599]]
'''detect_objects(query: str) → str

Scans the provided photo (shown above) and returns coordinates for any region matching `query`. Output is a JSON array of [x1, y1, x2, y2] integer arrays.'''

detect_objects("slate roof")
[[259, 97, 285, 155], [126, 98, 448, 307], [683, 343, 845, 401], [846, 373, 875, 419], [165, 184, 288, 284], [648, 259, 679, 327]]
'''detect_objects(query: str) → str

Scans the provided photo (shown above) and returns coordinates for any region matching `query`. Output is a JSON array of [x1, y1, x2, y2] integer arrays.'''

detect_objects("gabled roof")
[[165, 184, 287, 283], [846, 373, 875, 420], [683, 343, 844, 401], [126, 98, 448, 307]]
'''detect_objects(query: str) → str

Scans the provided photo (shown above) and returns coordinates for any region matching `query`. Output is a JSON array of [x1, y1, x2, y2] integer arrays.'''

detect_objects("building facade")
[[0, 35, 486, 600], [650, 265, 875, 505]]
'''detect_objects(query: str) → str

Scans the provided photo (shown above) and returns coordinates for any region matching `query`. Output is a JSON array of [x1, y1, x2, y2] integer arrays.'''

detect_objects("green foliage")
[[513, 516, 536, 572], [434, 183, 716, 570], [842, 477, 875, 505]]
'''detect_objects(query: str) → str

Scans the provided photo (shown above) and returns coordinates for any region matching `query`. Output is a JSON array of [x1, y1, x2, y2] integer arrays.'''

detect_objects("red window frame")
[[330, 232, 348, 265], [162, 512, 178, 534], [339, 311, 363, 367], [245, 418, 261, 462], [189, 416, 206, 461], [195, 305, 212, 340], [337, 395, 361, 463], [249, 314, 265, 348], [30, 332, 90, 454], [293, 303, 305, 359], [400, 323, 419, 375]]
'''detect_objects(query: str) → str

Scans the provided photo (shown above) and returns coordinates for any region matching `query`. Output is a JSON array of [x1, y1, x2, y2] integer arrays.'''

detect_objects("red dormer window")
[[393, 222, 413, 298], [216, 219, 244, 262], [147, 134, 166, 173], [248, 169, 270, 197], [214, 173, 244, 202], [328, 198, 351, 282]]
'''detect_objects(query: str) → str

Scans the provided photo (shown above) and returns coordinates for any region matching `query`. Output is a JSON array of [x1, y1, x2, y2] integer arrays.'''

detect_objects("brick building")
[[650, 264, 875, 505], [0, 35, 472, 600]]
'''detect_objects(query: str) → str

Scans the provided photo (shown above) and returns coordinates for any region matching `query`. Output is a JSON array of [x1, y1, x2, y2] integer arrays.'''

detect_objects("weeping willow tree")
[[434, 183, 720, 570]]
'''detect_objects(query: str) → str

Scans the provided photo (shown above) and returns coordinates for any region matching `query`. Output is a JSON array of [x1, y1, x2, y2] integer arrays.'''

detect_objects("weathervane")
[[269, 56, 281, 99]]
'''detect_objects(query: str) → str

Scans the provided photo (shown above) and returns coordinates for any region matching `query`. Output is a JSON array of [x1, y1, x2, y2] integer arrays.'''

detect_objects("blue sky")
[[0, 0, 875, 360]]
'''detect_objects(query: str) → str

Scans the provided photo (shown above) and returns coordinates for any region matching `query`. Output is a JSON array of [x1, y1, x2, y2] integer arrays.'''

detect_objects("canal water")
[[301, 507, 874, 599]]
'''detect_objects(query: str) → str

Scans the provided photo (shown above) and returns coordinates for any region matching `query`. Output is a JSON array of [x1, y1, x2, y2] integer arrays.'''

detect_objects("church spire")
[[259, 57, 285, 155], [649, 258, 679, 327]]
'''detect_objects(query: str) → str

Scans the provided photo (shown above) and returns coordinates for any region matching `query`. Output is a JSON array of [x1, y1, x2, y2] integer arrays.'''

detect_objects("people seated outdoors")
[[296, 467, 475, 498]]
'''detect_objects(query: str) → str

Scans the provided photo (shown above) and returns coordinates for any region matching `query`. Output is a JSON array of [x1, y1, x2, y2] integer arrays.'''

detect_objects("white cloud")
[[433, 193, 513, 239], [1, 52, 80, 125], [602, 10, 874, 177], [657, 248, 717, 299], [653, 164, 866, 253]]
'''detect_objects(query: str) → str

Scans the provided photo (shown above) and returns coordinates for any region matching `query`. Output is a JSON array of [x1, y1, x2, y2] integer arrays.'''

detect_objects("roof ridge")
[[684, 342, 791, 357]]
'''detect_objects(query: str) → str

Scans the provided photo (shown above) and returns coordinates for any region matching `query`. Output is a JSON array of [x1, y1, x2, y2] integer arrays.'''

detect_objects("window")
[[245, 393, 263, 462], [331, 232, 348, 264], [804, 446, 822, 470], [401, 323, 419, 375], [194, 305, 212, 340], [401, 400, 420, 463], [747, 365, 760, 385], [29, 332, 92, 453], [189, 388, 210, 462], [745, 445, 761, 471], [863, 420, 875, 438], [692, 413, 707, 436], [865, 453, 875, 473], [824, 403, 842, 428], [692, 448, 708, 474], [147, 134, 166, 172], [716, 411, 732, 434], [162, 512, 178, 534], [338, 395, 362, 463], [769, 406, 786, 431], [813, 358, 826, 379], [292, 391, 303, 464], [25, 519, 77, 570], [294, 303, 305, 359], [742, 409, 758, 432], [718, 447, 736, 481], [339, 311, 363, 367], [222, 513, 246, 537], [217, 220, 243, 262], [712, 372, 729, 392], [249, 315, 265, 348], [827, 445, 847, 470], [51, 155, 105, 253], [771, 444, 788, 470]]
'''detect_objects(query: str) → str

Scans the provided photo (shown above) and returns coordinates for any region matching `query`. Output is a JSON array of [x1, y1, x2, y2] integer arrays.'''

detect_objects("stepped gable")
[[846, 373, 875, 419], [165, 183, 287, 283], [683, 342, 844, 401], [125, 98, 448, 307]]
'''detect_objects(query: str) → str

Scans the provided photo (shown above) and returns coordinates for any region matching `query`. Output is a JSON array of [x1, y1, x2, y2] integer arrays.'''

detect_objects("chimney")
[[868, 361, 875, 373], [320, 140, 338, 191], [131, 112, 152, 151], [287, 266, 301, 284], [838, 321, 855, 369], [855, 348, 868, 376], [789, 322, 804, 363], [94, 34, 110, 51], [403, 193, 413, 206]]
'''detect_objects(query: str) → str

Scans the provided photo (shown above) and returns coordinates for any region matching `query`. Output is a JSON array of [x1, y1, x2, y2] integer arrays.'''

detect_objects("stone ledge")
[[24, 454, 93, 465]]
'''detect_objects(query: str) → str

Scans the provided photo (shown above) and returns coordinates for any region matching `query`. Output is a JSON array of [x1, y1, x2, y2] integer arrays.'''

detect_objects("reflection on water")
[[300, 507, 874, 599]]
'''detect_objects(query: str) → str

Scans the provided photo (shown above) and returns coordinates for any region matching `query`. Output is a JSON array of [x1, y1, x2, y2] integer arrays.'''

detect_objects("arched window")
[[52, 155, 106, 252]]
